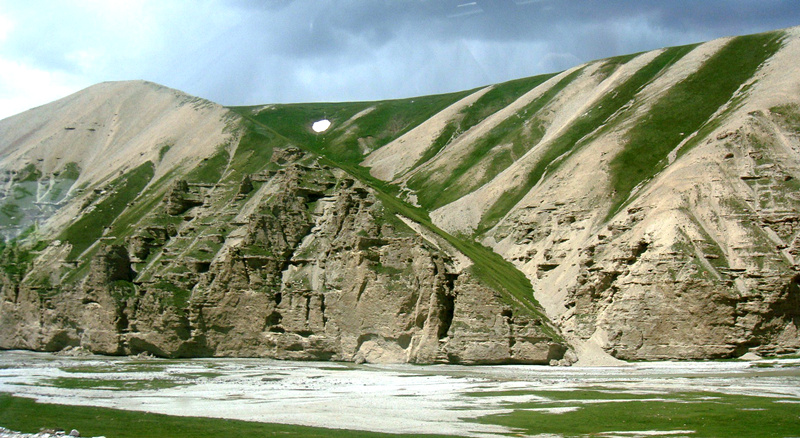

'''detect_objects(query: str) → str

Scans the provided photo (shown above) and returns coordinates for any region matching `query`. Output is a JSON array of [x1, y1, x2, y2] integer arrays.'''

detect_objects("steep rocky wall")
[[487, 104, 800, 361], [4, 28, 800, 365], [0, 152, 565, 364]]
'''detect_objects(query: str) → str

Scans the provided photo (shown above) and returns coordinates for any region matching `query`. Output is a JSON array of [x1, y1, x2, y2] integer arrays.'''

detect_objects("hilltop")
[[1, 26, 799, 364]]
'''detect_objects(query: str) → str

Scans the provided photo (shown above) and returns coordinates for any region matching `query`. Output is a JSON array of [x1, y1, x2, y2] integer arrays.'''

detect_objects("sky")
[[1, 0, 799, 120]]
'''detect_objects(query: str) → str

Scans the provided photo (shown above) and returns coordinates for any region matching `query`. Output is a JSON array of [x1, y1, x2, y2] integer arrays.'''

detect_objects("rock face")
[[478, 102, 800, 361], [0, 153, 563, 364], [2, 27, 800, 363], [565, 122, 800, 359], [164, 180, 203, 216]]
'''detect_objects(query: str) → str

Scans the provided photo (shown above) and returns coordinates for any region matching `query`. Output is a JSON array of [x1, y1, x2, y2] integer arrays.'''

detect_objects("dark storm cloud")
[[183, 0, 799, 106], [183, 0, 800, 103], [239, 0, 792, 47], [1, 0, 799, 119]]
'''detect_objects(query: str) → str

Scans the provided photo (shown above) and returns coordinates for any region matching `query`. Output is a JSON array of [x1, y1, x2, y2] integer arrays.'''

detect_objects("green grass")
[[185, 146, 229, 184], [593, 52, 640, 81], [0, 394, 455, 438], [177, 371, 225, 379], [411, 119, 460, 171], [60, 364, 168, 374], [474, 390, 800, 437], [764, 353, 800, 359], [232, 89, 471, 168], [233, 101, 373, 158], [12, 184, 34, 199], [42, 377, 182, 391], [349, 91, 470, 147], [466, 388, 652, 400], [409, 68, 584, 211], [60, 161, 155, 259], [461, 74, 557, 131], [410, 72, 558, 172], [222, 128, 279, 180], [770, 103, 800, 134], [0, 236, 44, 280], [0, 203, 21, 226], [153, 281, 192, 313], [104, 167, 181, 243], [17, 164, 41, 183], [158, 143, 172, 162], [477, 44, 697, 233], [59, 162, 81, 180], [608, 31, 785, 217]]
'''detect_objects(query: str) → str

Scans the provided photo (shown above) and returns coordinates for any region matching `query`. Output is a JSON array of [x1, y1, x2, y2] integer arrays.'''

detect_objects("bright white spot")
[[524, 407, 581, 414], [312, 119, 331, 133], [0, 14, 13, 42], [65, 49, 103, 72], [0, 58, 84, 120]]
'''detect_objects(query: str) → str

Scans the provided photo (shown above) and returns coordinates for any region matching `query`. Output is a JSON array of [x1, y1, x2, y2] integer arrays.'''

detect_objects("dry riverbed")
[[0, 351, 799, 437]]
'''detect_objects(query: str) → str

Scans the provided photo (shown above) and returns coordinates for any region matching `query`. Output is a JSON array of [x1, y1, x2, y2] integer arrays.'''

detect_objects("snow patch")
[[524, 406, 581, 414], [312, 119, 331, 133]]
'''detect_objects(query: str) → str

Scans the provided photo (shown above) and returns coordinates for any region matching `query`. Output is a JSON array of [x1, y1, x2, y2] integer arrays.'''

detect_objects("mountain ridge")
[[1, 26, 799, 364]]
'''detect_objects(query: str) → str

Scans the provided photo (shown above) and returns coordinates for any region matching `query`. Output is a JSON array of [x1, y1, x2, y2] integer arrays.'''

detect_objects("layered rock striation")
[[0, 150, 564, 364], [3, 27, 800, 364]]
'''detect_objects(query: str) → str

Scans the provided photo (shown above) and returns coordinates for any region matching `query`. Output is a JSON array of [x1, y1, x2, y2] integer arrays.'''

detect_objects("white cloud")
[[0, 13, 12, 42], [0, 57, 86, 120], [0, 0, 796, 117], [64, 49, 103, 73]]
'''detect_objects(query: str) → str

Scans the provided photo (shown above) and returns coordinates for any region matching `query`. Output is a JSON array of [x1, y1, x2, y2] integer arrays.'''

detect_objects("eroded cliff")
[[0, 143, 564, 364], [2, 27, 800, 364]]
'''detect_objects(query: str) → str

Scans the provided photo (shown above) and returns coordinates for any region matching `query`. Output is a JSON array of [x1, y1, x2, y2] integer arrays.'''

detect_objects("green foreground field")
[[3, 384, 799, 438], [0, 394, 454, 438]]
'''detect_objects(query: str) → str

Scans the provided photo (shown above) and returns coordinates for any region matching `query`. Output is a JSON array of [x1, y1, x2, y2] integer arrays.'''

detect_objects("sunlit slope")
[[231, 98, 559, 338], [0, 80, 238, 243], [423, 28, 800, 360], [246, 27, 800, 361], [1, 81, 565, 363], [2, 26, 799, 363]]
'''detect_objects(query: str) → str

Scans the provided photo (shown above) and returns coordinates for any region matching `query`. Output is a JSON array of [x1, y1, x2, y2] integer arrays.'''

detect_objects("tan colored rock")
[[444, 275, 565, 364], [4, 27, 800, 366], [0, 160, 564, 363]]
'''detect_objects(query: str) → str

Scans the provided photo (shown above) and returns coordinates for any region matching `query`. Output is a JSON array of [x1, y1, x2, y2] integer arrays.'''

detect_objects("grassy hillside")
[[233, 90, 472, 166], [230, 112, 555, 326], [1, 26, 794, 364], [608, 31, 784, 216], [225, 29, 787, 322], [231, 90, 565, 320]]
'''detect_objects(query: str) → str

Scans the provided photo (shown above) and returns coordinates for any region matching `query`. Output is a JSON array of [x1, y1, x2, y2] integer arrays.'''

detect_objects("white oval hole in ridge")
[[312, 119, 331, 133]]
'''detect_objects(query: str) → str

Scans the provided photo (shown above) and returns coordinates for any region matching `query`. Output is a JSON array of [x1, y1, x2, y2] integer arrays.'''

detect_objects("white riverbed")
[[0, 351, 799, 437]]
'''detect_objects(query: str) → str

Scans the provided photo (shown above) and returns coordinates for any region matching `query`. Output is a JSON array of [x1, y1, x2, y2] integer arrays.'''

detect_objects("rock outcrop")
[[0, 154, 563, 364], [2, 27, 800, 364]]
